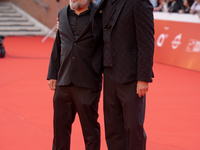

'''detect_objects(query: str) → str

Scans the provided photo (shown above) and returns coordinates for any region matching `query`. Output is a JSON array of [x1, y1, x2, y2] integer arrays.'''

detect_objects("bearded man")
[[47, 0, 103, 149]]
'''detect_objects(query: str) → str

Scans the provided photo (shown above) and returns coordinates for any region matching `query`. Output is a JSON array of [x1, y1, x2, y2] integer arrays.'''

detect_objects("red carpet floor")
[[0, 36, 200, 150]]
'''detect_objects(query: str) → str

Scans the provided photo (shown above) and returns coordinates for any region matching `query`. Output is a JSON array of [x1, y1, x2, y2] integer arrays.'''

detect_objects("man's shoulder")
[[91, 1, 98, 9], [58, 5, 68, 16]]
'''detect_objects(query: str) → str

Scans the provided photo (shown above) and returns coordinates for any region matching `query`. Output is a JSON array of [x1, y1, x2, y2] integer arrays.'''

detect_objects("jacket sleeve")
[[47, 30, 61, 80], [132, 0, 155, 82]]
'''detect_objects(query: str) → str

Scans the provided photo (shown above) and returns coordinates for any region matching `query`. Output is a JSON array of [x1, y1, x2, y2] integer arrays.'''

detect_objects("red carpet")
[[0, 36, 200, 150]]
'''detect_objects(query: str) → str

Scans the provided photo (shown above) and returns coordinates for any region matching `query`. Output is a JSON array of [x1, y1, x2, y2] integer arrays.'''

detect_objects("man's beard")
[[70, 0, 88, 10]]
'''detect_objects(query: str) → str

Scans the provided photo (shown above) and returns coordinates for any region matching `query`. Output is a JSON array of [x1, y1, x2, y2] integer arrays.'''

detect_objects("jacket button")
[[104, 28, 106, 31], [74, 43, 76, 45], [72, 56, 75, 60]]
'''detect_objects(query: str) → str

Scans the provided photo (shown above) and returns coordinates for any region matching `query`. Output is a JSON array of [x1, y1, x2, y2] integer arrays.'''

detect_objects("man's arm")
[[133, 0, 154, 82], [132, 0, 154, 97], [47, 29, 61, 90]]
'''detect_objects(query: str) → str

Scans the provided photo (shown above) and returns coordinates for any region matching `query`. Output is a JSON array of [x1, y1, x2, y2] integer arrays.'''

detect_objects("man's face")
[[69, 0, 89, 10]]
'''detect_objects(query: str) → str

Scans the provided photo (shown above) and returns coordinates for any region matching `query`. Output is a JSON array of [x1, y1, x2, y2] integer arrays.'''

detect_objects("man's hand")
[[48, 79, 57, 90], [137, 81, 149, 98], [56, 18, 59, 31]]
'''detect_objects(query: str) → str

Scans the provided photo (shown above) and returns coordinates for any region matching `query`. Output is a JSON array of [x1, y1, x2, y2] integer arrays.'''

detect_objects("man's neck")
[[75, 2, 90, 15]]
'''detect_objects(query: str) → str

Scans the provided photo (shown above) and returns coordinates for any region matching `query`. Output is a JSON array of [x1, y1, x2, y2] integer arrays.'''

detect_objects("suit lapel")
[[89, 3, 96, 22], [103, 1, 118, 29], [97, 0, 107, 10], [111, 0, 127, 29], [92, 3, 103, 48], [60, 5, 75, 41]]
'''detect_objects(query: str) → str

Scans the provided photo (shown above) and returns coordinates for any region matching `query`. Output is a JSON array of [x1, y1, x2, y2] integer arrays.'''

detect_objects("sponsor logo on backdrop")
[[157, 33, 168, 47], [186, 39, 200, 53], [171, 34, 182, 49]]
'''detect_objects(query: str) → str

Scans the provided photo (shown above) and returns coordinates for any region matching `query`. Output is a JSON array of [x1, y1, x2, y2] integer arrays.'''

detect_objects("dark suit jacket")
[[47, 2, 103, 90], [99, 0, 154, 84]]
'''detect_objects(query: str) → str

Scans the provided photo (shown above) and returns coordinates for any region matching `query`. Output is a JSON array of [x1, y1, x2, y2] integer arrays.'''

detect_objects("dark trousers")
[[52, 84, 101, 150], [103, 67, 146, 150]]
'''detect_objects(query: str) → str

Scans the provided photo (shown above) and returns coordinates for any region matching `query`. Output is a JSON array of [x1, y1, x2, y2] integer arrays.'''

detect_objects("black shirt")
[[68, 3, 91, 39]]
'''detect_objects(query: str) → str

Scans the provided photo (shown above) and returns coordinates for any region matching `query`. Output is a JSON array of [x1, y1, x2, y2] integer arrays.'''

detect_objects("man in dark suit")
[[98, 0, 154, 149], [47, 0, 103, 149]]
